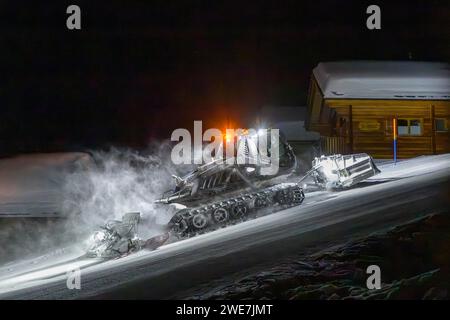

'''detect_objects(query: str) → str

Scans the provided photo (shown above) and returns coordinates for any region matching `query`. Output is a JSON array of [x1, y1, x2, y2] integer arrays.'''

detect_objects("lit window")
[[397, 119, 409, 135], [435, 118, 448, 132], [409, 120, 421, 135], [397, 119, 422, 136]]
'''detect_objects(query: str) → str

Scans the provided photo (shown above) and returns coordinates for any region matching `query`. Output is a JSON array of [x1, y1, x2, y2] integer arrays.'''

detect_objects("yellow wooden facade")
[[306, 77, 450, 158]]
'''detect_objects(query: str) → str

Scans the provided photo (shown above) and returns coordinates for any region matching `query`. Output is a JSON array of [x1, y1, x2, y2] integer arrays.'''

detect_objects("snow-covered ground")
[[370, 154, 450, 180], [0, 154, 448, 299], [0, 153, 92, 217]]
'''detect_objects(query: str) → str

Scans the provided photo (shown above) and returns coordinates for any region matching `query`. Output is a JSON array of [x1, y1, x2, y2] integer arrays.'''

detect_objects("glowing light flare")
[[224, 132, 233, 143]]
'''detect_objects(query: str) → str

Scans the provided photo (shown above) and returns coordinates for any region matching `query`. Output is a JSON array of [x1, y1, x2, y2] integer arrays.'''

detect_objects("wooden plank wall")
[[320, 136, 347, 155], [325, 101, 450, 159], [352, 105, 433, 158], [435, 105, 450, 154]]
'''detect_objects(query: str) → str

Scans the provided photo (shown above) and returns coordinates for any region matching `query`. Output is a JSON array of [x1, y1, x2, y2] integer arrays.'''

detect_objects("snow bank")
[[0, 152, 93, 217]]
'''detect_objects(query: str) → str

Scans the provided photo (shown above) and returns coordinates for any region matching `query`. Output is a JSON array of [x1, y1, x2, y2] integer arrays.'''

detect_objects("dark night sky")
[[0, 0, 449, 154]]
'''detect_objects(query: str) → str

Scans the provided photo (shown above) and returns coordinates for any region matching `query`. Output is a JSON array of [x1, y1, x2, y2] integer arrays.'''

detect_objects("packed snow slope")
[[0, 154, 448, 299]]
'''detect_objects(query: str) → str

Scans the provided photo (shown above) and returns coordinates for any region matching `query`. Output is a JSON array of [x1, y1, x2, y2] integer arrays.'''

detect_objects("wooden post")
[[431, 105, 436, 154], [393, 117, 397, 164], [348, 105, 353, 153]]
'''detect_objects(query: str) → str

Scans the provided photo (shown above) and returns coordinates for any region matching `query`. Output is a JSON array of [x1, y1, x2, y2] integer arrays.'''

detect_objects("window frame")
[[397, 118, 423, 136], [435, 118, 448, 133]]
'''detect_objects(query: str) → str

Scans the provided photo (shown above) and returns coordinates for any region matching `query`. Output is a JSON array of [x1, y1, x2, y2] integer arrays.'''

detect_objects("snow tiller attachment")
[[300, 153, 380, 189]]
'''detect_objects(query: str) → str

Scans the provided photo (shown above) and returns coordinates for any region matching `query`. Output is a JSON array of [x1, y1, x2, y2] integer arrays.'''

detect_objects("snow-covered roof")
[[274, 121, 320, 141], [259, 106, 307, 122], [313, 61, 450, 100], [258, 107, 319, 141]]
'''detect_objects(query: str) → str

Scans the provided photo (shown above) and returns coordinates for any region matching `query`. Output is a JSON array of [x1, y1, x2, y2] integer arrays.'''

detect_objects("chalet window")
[[397, 119, 422, 136], [435, 118, 448, 132], [409, 120, 421, 135], [397, 119, 409, 135]]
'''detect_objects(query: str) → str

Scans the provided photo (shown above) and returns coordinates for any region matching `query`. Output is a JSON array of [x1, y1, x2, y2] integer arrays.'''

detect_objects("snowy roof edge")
[[313, 61, 450, 100]]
